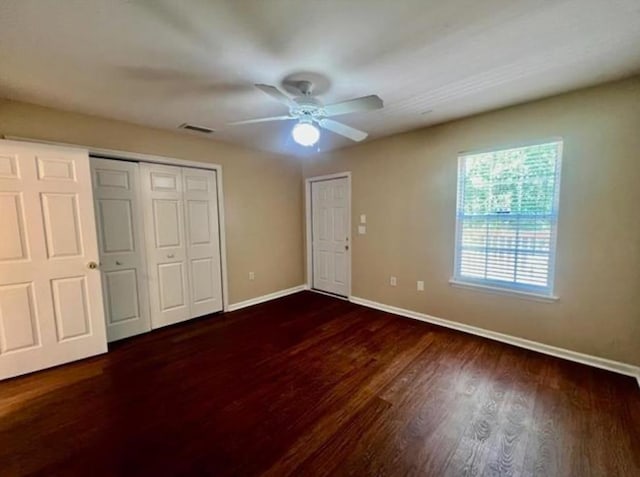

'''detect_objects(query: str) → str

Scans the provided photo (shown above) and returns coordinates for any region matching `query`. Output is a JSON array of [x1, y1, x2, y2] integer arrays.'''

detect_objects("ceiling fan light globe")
[[292, 122, 320, 147]]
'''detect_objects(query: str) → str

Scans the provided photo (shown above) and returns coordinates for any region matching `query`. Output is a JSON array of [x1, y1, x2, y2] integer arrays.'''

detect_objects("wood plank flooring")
[[1, 291, 639, 476]]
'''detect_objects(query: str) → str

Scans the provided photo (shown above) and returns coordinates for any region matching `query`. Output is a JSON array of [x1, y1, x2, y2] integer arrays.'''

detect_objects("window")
[[453, 140, 562, 298]]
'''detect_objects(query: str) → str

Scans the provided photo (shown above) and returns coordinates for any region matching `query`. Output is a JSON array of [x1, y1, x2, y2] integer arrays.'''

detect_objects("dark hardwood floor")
[[1, 291, 639, 476]]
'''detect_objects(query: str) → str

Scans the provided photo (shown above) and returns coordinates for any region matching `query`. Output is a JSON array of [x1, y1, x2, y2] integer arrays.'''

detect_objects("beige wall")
[[0, 99, 305, 304], [304, 77, 640, 366]]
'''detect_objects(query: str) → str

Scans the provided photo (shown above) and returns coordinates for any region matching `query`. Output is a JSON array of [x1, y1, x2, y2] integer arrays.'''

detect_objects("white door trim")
[[305, 172, 352, 298], [5, 136, 230, 311], [5, 136, 221, 170]]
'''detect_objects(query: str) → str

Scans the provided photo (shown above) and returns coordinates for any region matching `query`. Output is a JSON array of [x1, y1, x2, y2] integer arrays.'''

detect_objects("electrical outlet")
[[249, 272, 255, 281], [390, 276, 397, 286], [417, 280, 424, 291]]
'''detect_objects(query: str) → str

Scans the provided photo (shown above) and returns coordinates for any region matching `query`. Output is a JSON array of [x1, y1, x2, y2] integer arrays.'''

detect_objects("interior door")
[[91, 158, 151, 341], [311, 177, 350, 297], [183, 168, 223, 316], [140, 163, 191, 328], [0, 140, 107, 380]]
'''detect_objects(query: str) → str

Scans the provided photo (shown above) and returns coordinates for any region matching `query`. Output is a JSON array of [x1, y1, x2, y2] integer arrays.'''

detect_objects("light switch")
[[358, 225, 366, 235], [360, 214, 367, 224], [417, 280, 424, 291]]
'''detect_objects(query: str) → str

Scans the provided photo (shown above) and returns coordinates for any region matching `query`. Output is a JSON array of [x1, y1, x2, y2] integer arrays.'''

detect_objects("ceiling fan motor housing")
[[292, 96, 323, 120]]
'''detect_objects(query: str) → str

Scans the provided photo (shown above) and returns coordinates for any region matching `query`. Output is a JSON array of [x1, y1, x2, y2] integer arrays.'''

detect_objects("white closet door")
[[90, 158, 151, 342], [0, 140, 107, 380], [312, 177, 350, 297], [140, 163, 191, 328], [183, 169, 223, 316]]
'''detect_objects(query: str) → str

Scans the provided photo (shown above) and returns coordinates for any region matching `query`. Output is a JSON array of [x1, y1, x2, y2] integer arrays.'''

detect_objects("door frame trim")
[[6, 136, 230, 312], [305, 172, 352, 299]]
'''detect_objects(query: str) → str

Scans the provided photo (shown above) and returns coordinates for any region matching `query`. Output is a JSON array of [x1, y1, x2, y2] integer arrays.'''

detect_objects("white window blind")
[[453, 141, 562, 296]]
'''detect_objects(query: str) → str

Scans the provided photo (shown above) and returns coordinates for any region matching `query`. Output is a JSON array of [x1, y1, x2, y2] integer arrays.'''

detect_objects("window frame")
[[451, 139, 563, 301]]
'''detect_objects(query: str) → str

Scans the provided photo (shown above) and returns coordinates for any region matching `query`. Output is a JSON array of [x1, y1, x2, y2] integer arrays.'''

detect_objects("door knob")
[[167, 254, 175, 259], [345, 245, 349, 251], [115, 260, 122, 266], [87, 261, 99, 270]]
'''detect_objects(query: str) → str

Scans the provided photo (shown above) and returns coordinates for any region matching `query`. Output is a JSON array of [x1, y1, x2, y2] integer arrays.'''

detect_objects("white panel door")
[[140, 163, 191, 328], [311, 177, 350, 296], [183, 168, 223, 316], [0, 140, 107, 380], [91, 158, 151, 342]]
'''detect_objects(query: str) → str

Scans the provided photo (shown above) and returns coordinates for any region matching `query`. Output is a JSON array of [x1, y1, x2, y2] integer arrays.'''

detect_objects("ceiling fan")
[[227, 81, 383, 147]]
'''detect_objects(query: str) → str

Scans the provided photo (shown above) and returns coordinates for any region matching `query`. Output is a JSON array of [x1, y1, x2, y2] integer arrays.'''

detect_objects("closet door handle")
[[167, 254, 175, 259], [115, 260, 122, 266]]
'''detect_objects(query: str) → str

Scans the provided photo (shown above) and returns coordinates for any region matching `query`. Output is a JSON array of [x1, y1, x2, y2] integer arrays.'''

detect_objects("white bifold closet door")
[[182, 168, 223, 317], [140, 163, 223, 329], [90, 158, 151, 342], [0, 140, 107, 380]]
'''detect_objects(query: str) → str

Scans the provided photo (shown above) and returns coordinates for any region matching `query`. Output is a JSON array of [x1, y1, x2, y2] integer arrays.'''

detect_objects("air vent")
[[178, 123, 215, 134]]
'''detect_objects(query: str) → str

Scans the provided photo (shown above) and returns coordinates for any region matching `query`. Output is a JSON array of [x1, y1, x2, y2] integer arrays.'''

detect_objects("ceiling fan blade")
[[319, 119, 368, 142], [227, 115, 293, 126], [255, 84, 294, 107], [323, 95, 383, 117]]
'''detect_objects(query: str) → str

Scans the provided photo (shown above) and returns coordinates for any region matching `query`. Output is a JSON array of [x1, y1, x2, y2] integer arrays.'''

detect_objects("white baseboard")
[[227, 285, 307, 312], [350, 296, 640, 383]]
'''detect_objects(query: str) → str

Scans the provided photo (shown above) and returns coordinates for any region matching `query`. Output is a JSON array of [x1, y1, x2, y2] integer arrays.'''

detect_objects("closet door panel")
[[153, 199, 182, 248], [103, 269, 140, 322], [183, 169, 223, 316], [91, 158, 151, 341], [141, 163, 191, 328], [158, 262, 188, 311]]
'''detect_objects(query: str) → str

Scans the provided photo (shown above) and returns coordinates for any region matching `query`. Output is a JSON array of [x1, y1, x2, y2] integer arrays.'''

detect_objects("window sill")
[[449, 279, 559, 303]]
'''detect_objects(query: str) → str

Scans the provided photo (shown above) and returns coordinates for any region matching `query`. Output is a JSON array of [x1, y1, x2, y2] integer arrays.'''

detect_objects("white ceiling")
[[1, 0, 639, 157]]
